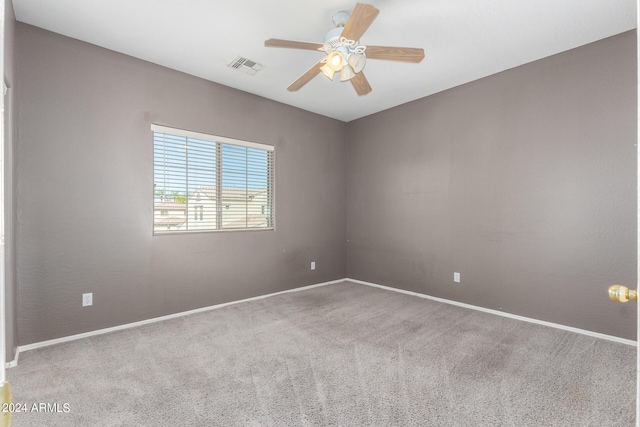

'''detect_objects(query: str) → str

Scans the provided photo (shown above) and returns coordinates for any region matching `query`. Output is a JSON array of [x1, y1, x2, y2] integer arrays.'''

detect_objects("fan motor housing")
[[324, 27, 344, 47]]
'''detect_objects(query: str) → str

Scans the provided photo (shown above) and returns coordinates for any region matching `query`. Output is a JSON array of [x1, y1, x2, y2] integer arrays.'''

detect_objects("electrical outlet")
[[82, 293, 93, 307], [454, 272, 461, 283], [311, 261, 316, 270]]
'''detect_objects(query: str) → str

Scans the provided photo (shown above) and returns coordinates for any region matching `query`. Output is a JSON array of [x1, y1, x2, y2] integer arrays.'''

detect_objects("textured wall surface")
[[346, 32, 637, 340], [16, 24, 347, 344]]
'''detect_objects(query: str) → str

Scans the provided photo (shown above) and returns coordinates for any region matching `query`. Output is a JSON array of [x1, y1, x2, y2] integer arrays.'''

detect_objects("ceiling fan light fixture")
[[340, 63, 356, 81], [265, 3, 423, 95], [326, 51, 345, 71], [347, 53, 366, 73], [320, 63, 336, 80]]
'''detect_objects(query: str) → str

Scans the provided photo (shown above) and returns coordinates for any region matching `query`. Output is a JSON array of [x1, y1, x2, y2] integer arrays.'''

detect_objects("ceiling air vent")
[[228, 56, 263, 76]]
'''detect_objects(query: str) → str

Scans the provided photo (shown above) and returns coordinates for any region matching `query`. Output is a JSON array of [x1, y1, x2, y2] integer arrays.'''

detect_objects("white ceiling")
[[12, 0, 637, 122]]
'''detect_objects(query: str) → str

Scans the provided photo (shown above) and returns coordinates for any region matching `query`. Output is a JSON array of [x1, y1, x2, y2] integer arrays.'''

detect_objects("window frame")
[[152, 124, 275, 235]]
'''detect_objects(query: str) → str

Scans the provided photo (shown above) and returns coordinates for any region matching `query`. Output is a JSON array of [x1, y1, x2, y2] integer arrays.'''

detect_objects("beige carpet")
[[6, 281, 636, 426]]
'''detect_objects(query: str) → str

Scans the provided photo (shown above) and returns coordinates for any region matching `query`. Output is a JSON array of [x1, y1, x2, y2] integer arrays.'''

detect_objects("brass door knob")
[[608, 284, 637, 303]]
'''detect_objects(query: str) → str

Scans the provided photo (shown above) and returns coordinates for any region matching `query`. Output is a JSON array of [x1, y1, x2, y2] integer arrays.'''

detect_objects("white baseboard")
[[346, 278, 637, 347], [15, 278, 346, 357], [11, 276, 635, 365], [5, 347, 18, 369]]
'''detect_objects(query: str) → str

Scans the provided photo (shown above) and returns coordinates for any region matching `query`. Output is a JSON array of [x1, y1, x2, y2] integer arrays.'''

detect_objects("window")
[[153, 124, 274, 234]]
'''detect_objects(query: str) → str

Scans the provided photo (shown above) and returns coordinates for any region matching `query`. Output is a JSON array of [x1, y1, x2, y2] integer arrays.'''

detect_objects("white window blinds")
[[152, 124, 274, 234]]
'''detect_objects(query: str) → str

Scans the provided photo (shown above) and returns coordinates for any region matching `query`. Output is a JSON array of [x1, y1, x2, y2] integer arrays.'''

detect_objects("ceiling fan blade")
[[350, 71, 372, 96], [287, 60, 324, 92], [265, 38, 325, 51], [365, 46, 425, 63], [341, 3, 380, 41]]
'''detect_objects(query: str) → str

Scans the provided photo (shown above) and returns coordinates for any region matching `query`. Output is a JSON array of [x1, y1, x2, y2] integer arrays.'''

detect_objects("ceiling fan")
[[264, 3, 425, 96]]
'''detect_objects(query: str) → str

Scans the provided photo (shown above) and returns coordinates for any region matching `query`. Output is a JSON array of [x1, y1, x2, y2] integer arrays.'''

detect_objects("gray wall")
[[14, 23, 637, 345], [4, 0, 16, 361], [16, 23, 347, 345], [346, 31, 637, 340]]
